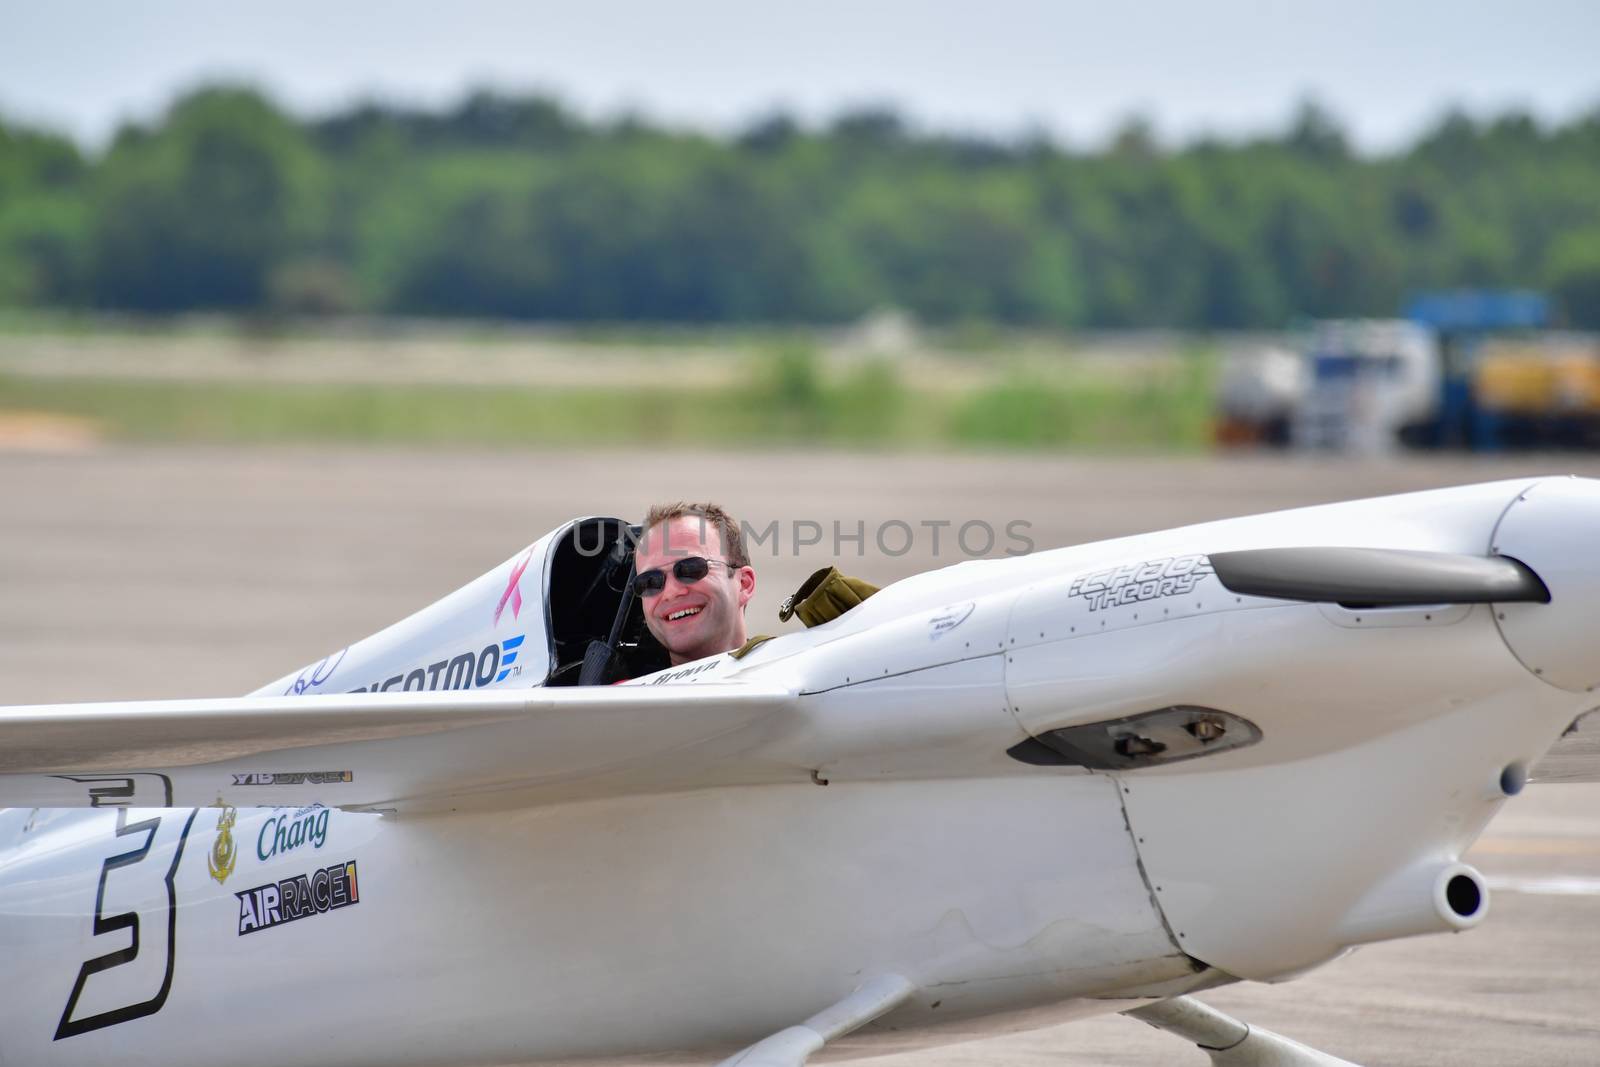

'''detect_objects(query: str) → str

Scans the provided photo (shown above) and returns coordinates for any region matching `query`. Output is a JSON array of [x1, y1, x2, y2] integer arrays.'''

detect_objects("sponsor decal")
[[928, 602, 975, 640], [1068, 555, 1215, 613], [495, 634, 525, 683], [647, 658, 724, 685], [51, 773, 174, 807], [495, 548, 535, 625], [207, 803, 239, 885], [348, 633, 527, 692], [257, 805, 330, 862], [284, 647, 348, 696], [232, 771, 353, 786], [54, 808, 197, 1040], [236, 860, 360, 936]]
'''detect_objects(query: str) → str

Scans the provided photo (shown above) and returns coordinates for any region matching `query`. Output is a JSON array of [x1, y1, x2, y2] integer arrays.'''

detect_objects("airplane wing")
[[1532, 708, 1600, 784], [0, 683, 800, 812]]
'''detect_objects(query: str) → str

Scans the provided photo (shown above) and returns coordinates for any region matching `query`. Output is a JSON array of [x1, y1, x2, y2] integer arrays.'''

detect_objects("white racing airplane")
[[3, 476, 1599, 1067]]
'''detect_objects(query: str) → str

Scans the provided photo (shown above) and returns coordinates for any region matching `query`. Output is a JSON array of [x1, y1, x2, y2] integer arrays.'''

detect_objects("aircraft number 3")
[[55, 807, 199, 1040]]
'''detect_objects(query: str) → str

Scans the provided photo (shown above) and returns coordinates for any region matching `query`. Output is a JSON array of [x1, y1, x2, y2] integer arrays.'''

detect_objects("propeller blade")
[[1208, 547, 1550, 607]]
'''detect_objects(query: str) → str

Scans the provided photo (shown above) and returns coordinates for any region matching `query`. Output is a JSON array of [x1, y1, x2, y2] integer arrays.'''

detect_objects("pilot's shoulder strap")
[[777, 566, 881, 628], [730, 635, 776, 660]]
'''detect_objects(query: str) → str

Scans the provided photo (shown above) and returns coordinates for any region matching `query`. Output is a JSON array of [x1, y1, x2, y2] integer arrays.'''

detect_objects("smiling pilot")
[[633, 502, 757, 665]]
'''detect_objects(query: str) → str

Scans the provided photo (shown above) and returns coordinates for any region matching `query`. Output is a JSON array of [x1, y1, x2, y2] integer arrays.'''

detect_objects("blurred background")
[[0, 0, 1597, 455]]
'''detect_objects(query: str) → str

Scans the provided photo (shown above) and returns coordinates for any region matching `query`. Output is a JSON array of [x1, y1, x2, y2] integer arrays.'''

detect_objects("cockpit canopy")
[[256, 517, 667, 697]]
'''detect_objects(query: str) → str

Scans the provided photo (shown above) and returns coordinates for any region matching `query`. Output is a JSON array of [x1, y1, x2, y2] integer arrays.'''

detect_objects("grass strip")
[[0, 354, 1213, 451]]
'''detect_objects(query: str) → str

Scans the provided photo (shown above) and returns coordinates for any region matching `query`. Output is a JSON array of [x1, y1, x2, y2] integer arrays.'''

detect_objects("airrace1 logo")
[[348, 634, 527, 692], [237, 860, 360, 936]]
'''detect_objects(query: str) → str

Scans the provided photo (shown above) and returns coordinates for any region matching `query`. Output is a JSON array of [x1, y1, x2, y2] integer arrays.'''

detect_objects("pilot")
[[633, 502, 757, 665]]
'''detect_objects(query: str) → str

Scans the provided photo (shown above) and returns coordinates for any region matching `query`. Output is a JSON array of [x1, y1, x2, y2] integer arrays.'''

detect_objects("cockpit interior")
[[544, 517, 670, 685]]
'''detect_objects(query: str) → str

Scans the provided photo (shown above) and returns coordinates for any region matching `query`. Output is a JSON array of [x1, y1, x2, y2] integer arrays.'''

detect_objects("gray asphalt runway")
[[3, 444, 1598, 1065]]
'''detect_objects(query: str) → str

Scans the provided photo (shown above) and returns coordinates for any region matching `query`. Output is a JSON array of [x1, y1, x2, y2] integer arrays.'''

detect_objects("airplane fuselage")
[[4, 476, 1598, 1065], [3, 775, 1203, 1066]]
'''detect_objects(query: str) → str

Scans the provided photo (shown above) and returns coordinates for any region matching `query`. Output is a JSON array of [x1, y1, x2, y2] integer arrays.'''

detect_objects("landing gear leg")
[[1123, 996, 1362, 1066], [716, 975, 915, 1067]]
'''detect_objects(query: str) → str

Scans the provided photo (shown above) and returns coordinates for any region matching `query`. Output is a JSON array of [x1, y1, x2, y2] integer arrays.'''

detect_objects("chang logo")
[[258, 806, 331, 862]]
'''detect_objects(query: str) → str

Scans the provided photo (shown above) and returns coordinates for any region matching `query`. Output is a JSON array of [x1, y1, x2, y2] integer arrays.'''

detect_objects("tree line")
[[2, 86, 1598, 328]]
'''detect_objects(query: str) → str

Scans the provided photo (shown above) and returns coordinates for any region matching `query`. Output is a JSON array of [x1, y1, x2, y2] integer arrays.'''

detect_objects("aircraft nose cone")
[[1490, 476, 1600, 692]]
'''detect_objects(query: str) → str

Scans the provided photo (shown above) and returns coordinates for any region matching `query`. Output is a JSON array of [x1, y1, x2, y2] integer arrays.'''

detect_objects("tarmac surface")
[[3, 444, 1599, 1065]]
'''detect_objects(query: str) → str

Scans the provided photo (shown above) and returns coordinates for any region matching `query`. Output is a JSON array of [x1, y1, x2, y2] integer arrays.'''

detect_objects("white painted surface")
[[253, 528, 560, 697], [1491, 476, 1600, 691], [0, 777, 1191, 1066]]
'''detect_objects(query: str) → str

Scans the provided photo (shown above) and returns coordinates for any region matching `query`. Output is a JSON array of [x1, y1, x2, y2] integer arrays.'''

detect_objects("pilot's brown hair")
[[641, 502, 751, 568]]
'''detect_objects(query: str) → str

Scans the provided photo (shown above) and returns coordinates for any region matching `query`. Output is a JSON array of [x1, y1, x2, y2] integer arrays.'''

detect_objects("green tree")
[[90, 87, 322, 311], [1547, 229, 1600, 328], [0, 84, 1597, 328], [0, 122, 89, 304], [0, 196, 88, 305]]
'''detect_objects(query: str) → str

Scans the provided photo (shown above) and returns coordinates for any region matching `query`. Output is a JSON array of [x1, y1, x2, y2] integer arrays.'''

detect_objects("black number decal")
[[55, 806, 198, 1040], [51, 772, 174, 807]]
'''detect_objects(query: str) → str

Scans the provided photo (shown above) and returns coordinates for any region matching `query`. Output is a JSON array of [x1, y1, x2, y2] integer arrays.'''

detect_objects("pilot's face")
[[634, 516, 754, 666]]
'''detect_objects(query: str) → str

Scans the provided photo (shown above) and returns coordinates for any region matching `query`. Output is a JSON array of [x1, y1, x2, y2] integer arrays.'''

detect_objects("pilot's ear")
[[736, 565, 756, 608]]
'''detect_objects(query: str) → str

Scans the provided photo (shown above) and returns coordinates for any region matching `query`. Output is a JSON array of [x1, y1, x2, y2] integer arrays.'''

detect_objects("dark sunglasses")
[[633, 556, 736, 597]]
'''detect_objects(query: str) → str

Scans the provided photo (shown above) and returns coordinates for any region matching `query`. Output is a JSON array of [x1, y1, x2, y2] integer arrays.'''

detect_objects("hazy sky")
[[3, 1, 1597, 151]]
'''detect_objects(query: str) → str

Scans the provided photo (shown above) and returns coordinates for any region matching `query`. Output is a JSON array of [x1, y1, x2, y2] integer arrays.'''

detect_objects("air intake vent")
[[1009, 706, 1262, 770]]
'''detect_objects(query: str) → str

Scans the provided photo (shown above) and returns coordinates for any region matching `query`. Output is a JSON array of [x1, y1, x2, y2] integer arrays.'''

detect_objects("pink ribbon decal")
[[495, 548, 534, 625]]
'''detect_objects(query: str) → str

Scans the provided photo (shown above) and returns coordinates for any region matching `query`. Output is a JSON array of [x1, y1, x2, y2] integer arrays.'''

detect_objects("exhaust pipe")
[[1335, 862, 1488, 947]]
